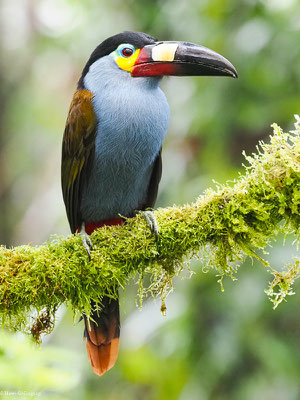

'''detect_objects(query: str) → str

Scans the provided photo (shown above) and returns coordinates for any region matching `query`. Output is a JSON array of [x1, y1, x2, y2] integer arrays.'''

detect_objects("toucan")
[[61, 31, 237, 376]]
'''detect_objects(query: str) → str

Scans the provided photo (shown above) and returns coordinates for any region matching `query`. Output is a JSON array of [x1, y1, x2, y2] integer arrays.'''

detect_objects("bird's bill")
[[131, 41, 238, 78]]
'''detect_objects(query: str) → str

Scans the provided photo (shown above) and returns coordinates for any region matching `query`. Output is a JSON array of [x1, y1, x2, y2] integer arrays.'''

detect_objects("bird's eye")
[[121, 47, 134, 57], [113, 44, 137, 70]]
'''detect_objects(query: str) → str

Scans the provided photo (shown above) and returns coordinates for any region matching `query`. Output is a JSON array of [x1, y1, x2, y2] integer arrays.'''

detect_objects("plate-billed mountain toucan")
[[61, 31, 237, 376]]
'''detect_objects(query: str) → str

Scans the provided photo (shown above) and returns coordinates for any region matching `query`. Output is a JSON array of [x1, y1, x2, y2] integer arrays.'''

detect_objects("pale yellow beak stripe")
[[152, 43, 179, 62]]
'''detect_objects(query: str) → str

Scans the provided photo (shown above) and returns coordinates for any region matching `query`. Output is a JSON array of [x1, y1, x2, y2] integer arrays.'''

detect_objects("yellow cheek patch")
[[115, 49, 141, 72], [152, 43, 178, 62]]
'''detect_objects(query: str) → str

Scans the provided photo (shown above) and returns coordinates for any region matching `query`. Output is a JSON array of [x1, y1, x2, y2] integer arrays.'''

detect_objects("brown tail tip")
[[86, 337, 119, 376]]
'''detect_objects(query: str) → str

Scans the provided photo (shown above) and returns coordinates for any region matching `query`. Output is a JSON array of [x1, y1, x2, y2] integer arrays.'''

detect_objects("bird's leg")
[[140, 210, 159, 240], [79, 222, 93, 259]]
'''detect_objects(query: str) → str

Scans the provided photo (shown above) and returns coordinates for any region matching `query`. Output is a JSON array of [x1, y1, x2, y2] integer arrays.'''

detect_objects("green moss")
[[0, 117, 299, 341], [265, 259, 300, 309]]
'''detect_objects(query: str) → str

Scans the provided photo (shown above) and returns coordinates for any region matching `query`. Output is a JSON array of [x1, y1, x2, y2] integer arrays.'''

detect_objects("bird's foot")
[[79, 223, 93, 260], [140, 210, 159, 240]]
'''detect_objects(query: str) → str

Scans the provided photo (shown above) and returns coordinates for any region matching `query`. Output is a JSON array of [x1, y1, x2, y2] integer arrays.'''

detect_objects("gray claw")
[[79, 223, 93, 260], [141, 210, 159, 240]]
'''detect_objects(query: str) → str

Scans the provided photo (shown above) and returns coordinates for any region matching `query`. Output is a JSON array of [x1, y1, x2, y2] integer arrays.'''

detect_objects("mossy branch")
[[0, 117, 299, 340]]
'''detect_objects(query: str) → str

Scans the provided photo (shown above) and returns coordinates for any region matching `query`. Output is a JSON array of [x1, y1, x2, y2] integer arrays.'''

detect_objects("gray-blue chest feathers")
[[80, 55, 170, 222]]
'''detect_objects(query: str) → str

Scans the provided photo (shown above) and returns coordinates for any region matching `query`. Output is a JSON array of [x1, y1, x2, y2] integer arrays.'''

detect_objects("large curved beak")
[[132, 41, 238, 78]]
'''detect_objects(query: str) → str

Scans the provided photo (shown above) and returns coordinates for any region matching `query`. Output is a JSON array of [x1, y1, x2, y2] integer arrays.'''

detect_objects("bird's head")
[[78, 31, 237, 88]]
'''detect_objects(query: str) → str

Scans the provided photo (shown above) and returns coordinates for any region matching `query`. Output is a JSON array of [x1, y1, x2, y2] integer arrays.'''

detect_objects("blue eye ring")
[[117, 44, 135, 58]]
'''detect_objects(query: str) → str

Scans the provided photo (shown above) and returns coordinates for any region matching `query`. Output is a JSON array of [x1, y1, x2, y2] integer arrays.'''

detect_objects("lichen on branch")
[[0, 117, 299, 341]]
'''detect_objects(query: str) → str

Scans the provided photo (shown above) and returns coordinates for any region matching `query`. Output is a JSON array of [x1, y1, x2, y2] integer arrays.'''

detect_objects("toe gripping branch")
[[79, 213, 158, 259], [79, 223, 93, 259], [140, 210, 159, 240]]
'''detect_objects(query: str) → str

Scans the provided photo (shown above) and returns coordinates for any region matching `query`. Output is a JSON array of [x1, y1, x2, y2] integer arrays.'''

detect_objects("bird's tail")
[[84, 296, 120, 376]]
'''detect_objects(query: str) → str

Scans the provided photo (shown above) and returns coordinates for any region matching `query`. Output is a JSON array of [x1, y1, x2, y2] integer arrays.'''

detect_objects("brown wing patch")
[[61, 90, 97, 233]]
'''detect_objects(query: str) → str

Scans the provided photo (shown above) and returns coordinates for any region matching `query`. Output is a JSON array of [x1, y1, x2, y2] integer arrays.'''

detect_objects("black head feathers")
[[78, 31, 156, 88]]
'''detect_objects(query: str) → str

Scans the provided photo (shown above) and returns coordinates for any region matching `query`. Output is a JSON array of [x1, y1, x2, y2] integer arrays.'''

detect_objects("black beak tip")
[[224, 64, 238, 79], [231, 69, 238, 79]]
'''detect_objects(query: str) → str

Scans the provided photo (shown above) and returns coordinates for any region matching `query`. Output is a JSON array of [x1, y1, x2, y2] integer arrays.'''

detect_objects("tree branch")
[[0, 118, 299, 340]]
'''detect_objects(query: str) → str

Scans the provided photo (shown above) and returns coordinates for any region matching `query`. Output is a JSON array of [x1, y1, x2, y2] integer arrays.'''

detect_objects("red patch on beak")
[[132, 62, 176, 77], [134, 47, 150, 64], [132, 47, 177, 77]]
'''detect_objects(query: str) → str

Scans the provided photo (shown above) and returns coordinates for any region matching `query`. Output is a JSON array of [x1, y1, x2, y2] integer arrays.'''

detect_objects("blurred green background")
[[0, 0, 299, 399]]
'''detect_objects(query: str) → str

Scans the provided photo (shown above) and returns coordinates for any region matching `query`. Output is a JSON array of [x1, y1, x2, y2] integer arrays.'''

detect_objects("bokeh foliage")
[[0, 122, 299, 342], [0, 0, 299, 399]]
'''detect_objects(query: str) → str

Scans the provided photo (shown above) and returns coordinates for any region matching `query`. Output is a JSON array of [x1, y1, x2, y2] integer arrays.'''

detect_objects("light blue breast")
[[80, 55, 170, 222]]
